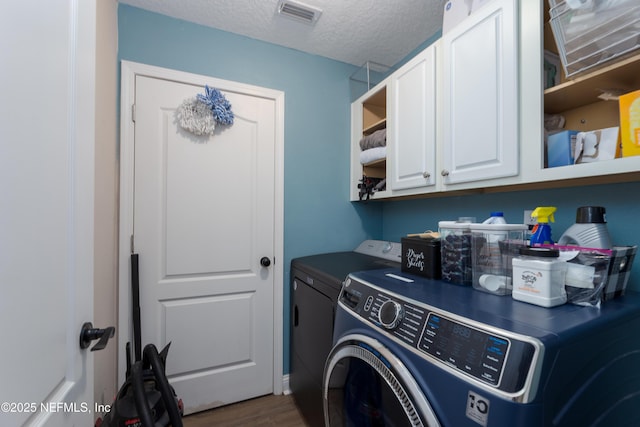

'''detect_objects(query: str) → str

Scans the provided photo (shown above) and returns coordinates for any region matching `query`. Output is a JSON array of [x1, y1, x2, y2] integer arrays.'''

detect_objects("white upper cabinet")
[[520, 1, 640, 185], [388, 42, 439, 191], [349, 1, 640, 202], [441, 0, 518, 185]]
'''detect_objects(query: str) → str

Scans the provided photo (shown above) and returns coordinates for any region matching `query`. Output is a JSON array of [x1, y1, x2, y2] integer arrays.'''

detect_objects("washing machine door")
[[323, 334, 440, 427]]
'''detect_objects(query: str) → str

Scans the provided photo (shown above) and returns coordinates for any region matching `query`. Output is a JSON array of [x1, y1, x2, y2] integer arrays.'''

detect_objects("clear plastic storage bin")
[[439, 221, 473, 285], [549, 0, 640, 77], [471, 223, 527, 295]]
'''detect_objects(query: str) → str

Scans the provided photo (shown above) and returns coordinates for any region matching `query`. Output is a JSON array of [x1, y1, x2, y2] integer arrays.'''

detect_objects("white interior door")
[[0, 1, 96, 426], [119, 64, 284, 415]]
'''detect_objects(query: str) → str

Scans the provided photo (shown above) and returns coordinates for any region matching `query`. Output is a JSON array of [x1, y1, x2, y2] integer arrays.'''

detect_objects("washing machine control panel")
[[420, 313, 508, 386], [341, 276, 537, 394]]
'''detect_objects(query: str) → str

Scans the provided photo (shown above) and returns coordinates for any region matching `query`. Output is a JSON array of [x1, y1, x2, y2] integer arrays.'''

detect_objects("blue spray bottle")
[[530, 206, 556, 246]]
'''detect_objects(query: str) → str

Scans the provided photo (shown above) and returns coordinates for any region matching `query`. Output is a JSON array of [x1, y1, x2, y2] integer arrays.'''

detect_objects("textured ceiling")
[[118, 0, 446, 68]]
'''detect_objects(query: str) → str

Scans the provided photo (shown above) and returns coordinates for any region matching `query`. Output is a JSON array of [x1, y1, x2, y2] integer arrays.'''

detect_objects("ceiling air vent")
[[277, 0, 322, 25]]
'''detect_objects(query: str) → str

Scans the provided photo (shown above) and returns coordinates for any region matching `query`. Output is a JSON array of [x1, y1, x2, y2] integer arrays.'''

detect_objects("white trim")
[[117, 60, 285, 395], [281, 374, 291, 395]]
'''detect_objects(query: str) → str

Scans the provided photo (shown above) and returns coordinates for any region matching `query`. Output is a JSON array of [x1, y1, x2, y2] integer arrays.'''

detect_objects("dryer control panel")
[[340, 276, 539, 395]]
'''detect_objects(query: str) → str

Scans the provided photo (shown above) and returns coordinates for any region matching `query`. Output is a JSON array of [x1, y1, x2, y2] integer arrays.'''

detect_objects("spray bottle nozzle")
[[531, 206, 556, 224]]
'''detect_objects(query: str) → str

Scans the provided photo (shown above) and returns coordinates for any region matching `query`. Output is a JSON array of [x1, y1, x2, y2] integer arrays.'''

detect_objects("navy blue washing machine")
[[323, 268, 640, 426]]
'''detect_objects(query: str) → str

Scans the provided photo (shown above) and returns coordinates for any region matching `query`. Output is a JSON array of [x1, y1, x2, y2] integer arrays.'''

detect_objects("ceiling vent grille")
[[277, 0, 322, 25]]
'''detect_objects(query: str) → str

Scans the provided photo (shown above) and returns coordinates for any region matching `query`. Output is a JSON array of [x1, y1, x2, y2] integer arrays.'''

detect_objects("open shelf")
[[362, 158, 386, 179], [544, 52, 640, 114], [362, 87, 386, 131], [363, 118, 386, 135]]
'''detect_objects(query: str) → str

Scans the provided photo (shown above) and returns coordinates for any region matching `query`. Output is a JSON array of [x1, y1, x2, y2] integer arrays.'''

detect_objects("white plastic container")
[[549, 0, 640, 77], [512, 247, 567, 307]]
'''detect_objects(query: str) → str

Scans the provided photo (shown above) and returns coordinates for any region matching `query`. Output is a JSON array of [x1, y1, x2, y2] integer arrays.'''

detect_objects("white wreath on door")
[[177, 85, 234, 136]]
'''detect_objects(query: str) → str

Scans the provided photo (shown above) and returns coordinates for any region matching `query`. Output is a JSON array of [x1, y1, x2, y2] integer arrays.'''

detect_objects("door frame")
[[117, 60, 285, 395]]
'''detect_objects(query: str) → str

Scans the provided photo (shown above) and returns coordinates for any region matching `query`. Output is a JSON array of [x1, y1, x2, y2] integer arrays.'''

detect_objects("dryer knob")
[[378, 300, 404, 330]]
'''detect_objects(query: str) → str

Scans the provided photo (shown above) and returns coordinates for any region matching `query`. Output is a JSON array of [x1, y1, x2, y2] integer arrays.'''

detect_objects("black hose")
[[144, 344, 183, 427], [131, 361, 155, 427]]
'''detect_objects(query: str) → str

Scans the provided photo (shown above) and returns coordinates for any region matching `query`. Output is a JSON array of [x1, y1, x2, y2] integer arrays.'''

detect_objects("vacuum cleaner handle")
[[125, 342, 132, 379], [144, 343, 183, 427], [131, 361, 155, 427], [131, 254, 142, 362]]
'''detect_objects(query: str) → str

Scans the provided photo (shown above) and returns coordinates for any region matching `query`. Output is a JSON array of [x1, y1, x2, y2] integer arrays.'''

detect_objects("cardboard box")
[[619, 89, 640, 157], [574, 127, 620, 163], [401, 237, 441, 279], [546, 130, 577, 168]]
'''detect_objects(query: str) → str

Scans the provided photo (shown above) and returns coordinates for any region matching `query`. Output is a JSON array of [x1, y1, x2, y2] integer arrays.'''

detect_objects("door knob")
[[79, 322, 115, 351], [260, 257, 271, 267]]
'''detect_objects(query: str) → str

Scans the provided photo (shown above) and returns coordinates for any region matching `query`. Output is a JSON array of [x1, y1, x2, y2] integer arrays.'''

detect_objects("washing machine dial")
[[378, 300, 404, 329]]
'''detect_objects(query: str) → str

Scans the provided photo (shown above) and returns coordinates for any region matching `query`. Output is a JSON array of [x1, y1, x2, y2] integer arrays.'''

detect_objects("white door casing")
[[118, 61, 285, 414], [0, 1, 96, 426]]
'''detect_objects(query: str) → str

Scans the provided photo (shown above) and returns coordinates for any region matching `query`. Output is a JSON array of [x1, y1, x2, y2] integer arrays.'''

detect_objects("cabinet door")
[[388, 43, 438, 191], [441, 0, 518, 185]]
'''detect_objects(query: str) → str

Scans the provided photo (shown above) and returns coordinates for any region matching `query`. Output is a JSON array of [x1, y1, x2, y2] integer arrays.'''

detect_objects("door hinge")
[[130, 235, 134, 254], [131, 104, 136, 123]]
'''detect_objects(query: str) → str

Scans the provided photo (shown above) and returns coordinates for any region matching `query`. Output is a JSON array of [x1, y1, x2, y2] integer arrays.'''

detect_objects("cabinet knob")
[[441, 170, 450, 177], [422, 171, 431, 179]]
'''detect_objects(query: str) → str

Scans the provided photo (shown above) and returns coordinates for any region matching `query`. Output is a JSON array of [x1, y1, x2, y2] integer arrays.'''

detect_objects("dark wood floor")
[[182, 393, 313, 426]]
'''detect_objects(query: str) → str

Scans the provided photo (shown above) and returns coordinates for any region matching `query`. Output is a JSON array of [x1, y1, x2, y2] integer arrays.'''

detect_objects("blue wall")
[[382, 182, 640, 291], [118, 5, 640, 377], [118, 5, 383, 374]]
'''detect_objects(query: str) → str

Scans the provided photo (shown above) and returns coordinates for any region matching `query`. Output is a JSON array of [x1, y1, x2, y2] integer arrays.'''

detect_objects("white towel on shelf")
[[360, 146, 387, 165], [359, 129, 387, 150]]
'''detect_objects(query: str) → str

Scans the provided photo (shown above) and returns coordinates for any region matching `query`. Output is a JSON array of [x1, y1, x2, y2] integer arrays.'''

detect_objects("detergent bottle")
[[530, 207, 556, 246], [557, 206, 612, 249], [482, 211, 507, 224]]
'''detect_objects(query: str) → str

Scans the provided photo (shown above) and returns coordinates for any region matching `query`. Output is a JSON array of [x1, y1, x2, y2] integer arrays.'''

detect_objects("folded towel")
[[359, 128, 386, 150], [360, 146, 387, 165]]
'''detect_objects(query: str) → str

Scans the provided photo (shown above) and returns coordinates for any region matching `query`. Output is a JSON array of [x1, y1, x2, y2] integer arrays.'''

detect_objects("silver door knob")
[[441, 169, 450, 177]]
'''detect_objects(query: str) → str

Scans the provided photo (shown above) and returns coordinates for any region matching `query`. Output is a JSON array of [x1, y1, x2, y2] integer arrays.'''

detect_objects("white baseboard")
[[281, 374, 291, 395]]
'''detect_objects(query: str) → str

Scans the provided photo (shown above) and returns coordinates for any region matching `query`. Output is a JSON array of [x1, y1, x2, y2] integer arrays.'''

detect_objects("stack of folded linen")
[[359, 129, 386, 164]]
